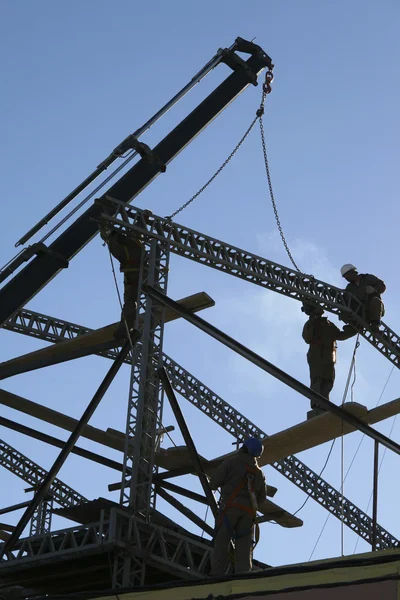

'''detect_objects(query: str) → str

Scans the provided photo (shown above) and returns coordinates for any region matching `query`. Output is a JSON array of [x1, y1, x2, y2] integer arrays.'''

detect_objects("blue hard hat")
[[243, 437, 263, 457]]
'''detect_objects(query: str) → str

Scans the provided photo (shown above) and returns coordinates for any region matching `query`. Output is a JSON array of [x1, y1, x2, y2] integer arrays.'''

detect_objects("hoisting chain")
[[167, 68, 302, 275], [166, 74, 270, 220], [258, 70, 301, 272]]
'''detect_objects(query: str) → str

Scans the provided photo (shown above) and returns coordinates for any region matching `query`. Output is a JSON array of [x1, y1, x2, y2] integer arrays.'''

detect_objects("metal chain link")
[[166, 103, 262, 220], [258, 73, 301, 272], [166, 68, 302, 276]]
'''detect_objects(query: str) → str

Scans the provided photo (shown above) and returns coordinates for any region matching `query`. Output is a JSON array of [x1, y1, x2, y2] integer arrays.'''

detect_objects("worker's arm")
[[334, 323, 358, 341], [209, 459, 230, 491], [365, 274, 386, 295], [256, 469, 268, 505], [302, 320, 315, 344]]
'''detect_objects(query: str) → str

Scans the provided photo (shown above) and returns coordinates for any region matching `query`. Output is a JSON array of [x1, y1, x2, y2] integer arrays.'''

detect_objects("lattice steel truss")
[[116, 238, 170, 586], [29, 497, 53, 536], [101, 201, 400, 368], [0, 439, 86, 509]]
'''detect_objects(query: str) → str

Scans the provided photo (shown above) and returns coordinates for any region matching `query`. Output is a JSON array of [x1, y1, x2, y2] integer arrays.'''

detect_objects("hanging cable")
[[293, 335, 360, 519], [201, 505, 210, 539], [166, 113, 260, 220], [306, 336, 360, 557], [340, 421, 345, 556], [166, 70, 274, 221], [353, 410, 397, 554], [292, 438, 336, 517], [309, 360, 393, 560]]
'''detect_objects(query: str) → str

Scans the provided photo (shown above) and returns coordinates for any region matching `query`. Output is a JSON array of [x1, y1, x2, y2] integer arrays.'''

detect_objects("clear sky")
[[1, 0, 399, 574]]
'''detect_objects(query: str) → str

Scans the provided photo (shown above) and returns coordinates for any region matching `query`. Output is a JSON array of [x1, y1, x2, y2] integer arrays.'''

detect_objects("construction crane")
[[0, 37, 276, 591]]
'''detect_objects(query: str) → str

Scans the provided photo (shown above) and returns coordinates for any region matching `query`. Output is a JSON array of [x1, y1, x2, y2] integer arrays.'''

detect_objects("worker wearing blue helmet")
[[209, 437, 267, 576]]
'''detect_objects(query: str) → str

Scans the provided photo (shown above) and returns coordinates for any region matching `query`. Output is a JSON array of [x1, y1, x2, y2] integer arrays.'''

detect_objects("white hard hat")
[[341, 263, 357, 277]]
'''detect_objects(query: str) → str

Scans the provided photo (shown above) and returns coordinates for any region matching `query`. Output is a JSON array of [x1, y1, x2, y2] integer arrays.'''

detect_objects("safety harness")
[[216, 464, 261, 551], [309, 320, 337, 363]]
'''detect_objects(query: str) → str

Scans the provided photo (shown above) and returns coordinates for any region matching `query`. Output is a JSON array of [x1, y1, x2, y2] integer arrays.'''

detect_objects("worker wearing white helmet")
[[340, 264, 386, 331]]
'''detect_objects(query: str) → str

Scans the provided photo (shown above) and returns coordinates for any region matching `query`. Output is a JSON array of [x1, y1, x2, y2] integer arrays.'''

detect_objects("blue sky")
[[1, 0, 400, 572]]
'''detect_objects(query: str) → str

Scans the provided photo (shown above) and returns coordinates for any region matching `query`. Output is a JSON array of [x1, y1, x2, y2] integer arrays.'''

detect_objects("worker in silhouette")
[[302, 303, 356, 415], [100, 209, 152, 339], [341, 264, 386, 331], [209, 437, 267, 576]]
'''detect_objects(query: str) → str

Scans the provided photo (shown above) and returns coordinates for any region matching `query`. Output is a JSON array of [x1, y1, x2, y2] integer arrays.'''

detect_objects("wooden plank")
[[0, 291, 215, 380], [154, 448, 297, 526], [155, 399, 400, 477], [259, 402, 368, 467], [154, 446, 278, 497], [0, 389, 124, 451], [258, 499, 302, 528]]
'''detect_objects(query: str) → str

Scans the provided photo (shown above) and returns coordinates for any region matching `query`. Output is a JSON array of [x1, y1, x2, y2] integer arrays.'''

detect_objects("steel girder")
[[2, 311, 398, 550], [101, 203, 400, 368], [0, 439, 87, 509]]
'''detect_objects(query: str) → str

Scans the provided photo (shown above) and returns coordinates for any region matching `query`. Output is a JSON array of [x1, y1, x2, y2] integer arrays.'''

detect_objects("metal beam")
[[0, 499, 48, 517], [157, 480, 208, 505], [147, 286, 400, 457], [159, 367, 218, 519], [0, 388, 124, 451], [0, 338, 133, 559], [0, 45, 271, 326], [155, 486, 214, 537], [2, 308, 398, 549], [0, 415, 127, 472]]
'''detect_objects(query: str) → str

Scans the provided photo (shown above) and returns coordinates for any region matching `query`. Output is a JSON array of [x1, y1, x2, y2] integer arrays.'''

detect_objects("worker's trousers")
[[366, 297, 384, 324], [211, 507, 254, 576], [114, 275, 140, 338], [310, 376, 334, 405]]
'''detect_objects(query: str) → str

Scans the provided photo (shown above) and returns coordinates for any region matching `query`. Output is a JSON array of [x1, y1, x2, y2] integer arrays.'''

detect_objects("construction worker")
[[302, 303, 357, 415], [209, 437, 267, 576], [341, 264, 386, 331], [100, 209, 152, 339]]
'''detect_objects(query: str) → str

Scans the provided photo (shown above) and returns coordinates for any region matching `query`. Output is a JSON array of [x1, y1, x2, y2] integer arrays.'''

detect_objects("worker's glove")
[[365, 285, 376, 295]]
